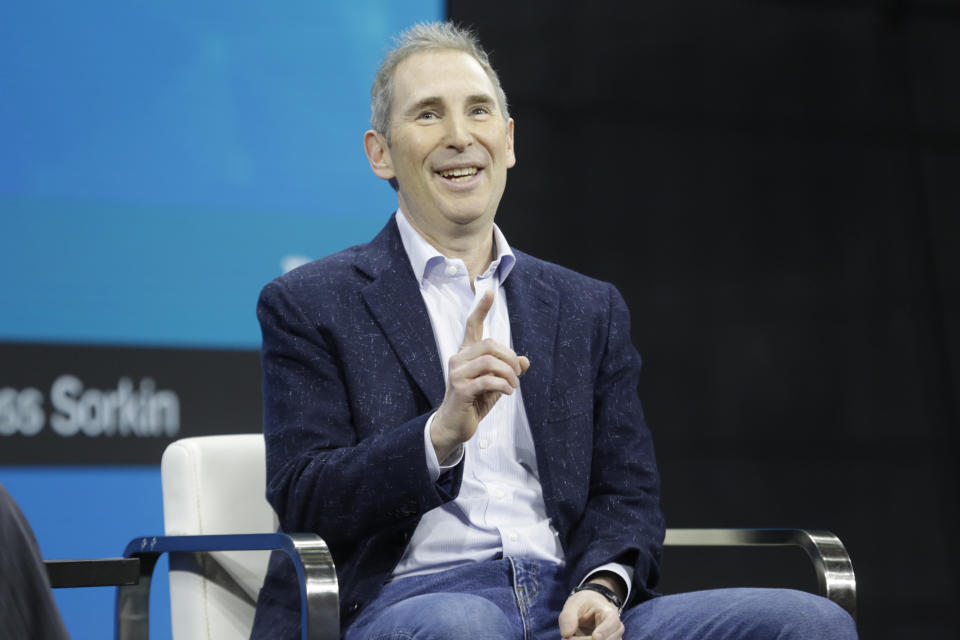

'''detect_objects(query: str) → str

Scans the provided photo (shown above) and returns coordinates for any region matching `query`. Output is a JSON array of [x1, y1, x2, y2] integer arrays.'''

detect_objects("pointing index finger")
[[463, 290, 494, 346]]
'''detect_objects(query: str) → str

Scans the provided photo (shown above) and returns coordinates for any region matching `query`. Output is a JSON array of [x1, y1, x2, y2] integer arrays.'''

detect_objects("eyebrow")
[[404, 97, 443, 116], [403, 93, 497, 117], [465, 93, 496, 106]]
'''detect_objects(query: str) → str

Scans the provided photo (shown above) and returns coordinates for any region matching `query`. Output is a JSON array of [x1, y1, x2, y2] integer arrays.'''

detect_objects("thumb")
[[518, 355, 531, 375], [558, 603, 579, 638], [462, 290, 494, 346]]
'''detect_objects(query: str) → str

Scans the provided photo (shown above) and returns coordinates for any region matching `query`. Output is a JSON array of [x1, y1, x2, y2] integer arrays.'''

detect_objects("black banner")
[[0, 342, 262, 464]]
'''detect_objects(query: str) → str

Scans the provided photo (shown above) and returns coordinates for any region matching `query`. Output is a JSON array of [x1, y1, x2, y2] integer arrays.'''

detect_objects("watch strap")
[[571, 582, 625, 613]]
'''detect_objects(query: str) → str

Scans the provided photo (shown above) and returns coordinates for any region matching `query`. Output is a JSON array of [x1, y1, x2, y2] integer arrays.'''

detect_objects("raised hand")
[[430, 290, 530, 461]]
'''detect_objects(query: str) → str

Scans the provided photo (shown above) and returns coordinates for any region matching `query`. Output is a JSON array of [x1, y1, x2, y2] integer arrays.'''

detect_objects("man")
[[251, 22, 857, 640]]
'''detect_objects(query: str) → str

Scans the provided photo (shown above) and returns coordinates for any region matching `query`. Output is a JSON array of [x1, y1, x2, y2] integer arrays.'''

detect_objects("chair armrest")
[[663, 528, 856, 620], [115, 533, 337, 640], [45, 558, 140, 588]]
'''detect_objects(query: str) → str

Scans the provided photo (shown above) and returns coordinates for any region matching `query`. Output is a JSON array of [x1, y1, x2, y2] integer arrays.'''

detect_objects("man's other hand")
[[431, 290, 530, 461], [558, 574, 627, 640]]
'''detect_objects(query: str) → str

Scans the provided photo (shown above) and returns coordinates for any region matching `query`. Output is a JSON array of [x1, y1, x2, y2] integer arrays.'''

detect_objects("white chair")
[[116, 434, 339, 640], [162, 435, 279, 639], [115, 435, 856, 639]]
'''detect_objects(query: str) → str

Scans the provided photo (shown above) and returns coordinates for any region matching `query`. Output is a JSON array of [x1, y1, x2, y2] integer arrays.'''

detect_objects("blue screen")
[[0, 1, 443, 637], [1, 0, 442, 349]]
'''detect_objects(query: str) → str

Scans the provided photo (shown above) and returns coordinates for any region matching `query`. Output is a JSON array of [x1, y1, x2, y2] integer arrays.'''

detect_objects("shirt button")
[[508, 531, 519, 542], [479, 438, 490, 449], [445, 264, 458, 276], [494, 489, 505, 500]]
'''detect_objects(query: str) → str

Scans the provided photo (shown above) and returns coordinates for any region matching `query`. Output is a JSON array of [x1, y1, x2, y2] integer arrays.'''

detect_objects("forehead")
[[391, 49, 498, 110]]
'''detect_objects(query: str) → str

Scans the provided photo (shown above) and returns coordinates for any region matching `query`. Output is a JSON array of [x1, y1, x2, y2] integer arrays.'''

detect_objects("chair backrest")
[[161, 434, 277, 640]]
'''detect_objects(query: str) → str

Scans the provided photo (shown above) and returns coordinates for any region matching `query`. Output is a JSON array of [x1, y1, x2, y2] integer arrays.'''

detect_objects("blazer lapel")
[[358, 219, 446, 407], [504, 253, 560, 443]]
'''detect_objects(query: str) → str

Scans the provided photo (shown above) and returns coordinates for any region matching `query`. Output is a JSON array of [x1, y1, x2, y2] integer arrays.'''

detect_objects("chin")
[[443, 209, 492, 228], [439, 200, 495, 225]]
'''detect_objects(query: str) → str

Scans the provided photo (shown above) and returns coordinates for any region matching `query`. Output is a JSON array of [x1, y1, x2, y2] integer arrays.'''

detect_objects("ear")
[[364, 130, 395, 180], [505, 118, 516, 169]]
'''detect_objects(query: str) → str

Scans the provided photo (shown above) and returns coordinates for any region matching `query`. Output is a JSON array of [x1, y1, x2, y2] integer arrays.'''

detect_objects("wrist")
[[429, 410, 461, 461], [584, 570, 627, 602], [571, 582, 624, 613]]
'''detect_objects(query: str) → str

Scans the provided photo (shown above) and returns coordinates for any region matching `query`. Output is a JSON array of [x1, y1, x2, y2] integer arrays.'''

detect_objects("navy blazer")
[[251, 217, 664, 636]]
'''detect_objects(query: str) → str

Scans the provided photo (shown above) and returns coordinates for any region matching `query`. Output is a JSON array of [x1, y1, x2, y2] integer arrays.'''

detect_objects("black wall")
[[448, 1, 959, 637]]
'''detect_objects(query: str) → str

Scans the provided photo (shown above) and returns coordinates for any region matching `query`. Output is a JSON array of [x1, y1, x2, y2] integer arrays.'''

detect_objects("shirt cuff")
[[423, 412, 464, 482], [580, 562, 633, 603]]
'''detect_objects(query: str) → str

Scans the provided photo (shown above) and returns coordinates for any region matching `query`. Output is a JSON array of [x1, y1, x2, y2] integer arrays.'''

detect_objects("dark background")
[[448, 0, 959, 637]]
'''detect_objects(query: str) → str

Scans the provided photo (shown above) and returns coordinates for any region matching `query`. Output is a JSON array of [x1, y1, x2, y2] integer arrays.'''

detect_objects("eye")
[[417, 111, 439, 121], [471, 105, 493, 116]]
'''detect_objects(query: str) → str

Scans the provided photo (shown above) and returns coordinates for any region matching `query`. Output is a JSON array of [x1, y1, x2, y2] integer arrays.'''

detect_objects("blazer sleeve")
[[564, 283, 665, 605], [257, 278, 462, 548]]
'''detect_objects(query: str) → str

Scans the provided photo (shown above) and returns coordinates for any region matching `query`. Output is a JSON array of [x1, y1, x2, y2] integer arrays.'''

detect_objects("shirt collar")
[[395, 209, 516, 285]]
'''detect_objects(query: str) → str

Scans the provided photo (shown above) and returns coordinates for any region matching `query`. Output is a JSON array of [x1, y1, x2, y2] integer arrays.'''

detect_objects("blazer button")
[[347, 601, 361, 613]]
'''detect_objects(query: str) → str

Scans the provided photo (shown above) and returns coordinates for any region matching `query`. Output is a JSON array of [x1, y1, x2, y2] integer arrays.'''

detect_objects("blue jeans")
[[344, 558, 857, 640]]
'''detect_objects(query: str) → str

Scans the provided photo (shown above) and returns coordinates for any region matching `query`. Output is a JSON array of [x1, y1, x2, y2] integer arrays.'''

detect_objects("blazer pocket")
[[547, 385, 593, 422]]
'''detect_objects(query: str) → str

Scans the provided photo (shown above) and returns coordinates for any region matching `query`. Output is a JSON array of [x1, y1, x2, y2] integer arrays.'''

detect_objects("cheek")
[[396, 152, 431, 179]]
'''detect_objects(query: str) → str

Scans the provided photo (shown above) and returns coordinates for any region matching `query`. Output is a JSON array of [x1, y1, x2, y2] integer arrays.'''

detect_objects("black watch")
[[570, 582, 625, 613]]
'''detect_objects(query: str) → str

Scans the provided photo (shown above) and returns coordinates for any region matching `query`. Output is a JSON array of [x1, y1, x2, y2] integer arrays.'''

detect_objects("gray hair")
[[370, 21, 510, 143]]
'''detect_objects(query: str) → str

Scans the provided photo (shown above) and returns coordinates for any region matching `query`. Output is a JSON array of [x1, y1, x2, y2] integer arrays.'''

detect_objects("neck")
[[401, 212, 497, 283]]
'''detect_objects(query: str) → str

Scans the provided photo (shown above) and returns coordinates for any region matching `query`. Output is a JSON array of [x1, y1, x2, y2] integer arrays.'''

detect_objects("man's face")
[[366, 49, 515, 240]]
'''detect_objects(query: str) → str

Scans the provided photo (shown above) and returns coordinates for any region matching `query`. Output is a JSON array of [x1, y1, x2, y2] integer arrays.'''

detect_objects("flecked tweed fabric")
[[249, 216, 664, 638]]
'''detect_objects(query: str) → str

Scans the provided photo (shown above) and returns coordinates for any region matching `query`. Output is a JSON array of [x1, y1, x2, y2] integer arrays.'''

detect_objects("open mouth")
[[436, 166, 480, 183]]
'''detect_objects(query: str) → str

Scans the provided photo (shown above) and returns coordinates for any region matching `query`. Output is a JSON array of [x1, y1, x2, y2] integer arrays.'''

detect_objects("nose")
[[443, 113, 472, 151]]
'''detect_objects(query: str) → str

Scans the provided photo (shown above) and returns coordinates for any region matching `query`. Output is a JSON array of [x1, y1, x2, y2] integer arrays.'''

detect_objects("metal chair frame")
[[115, 533, 338, 640], [66, 526, 856, 639]]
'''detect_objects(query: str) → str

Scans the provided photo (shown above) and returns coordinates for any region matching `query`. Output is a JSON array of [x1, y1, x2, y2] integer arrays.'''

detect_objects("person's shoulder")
[[262, 242, 368, 300], [261, 217, 399, 300], [278, 243, 367, 286], [512, 251, 635, 339], [255, 238, 382, 327], [514, 250, 617, 301]]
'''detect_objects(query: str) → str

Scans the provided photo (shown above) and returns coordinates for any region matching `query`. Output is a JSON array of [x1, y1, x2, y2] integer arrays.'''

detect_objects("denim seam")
[[508, 557, 534, 640]]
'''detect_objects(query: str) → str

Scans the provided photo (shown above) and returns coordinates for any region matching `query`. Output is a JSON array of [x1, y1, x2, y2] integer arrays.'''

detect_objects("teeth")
[[438, 167, 479, 181]]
